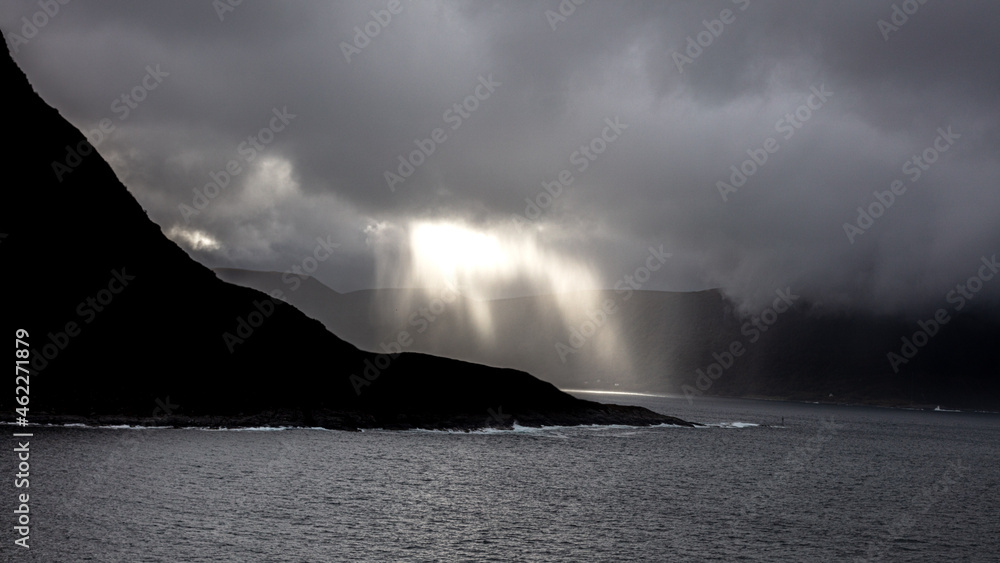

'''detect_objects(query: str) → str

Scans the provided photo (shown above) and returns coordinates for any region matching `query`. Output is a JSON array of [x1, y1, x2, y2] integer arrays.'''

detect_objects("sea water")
[[2, 394, 997, 562]]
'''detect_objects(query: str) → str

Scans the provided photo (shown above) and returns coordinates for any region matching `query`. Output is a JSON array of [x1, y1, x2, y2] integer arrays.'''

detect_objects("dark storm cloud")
[[3, 0, 998, 312]]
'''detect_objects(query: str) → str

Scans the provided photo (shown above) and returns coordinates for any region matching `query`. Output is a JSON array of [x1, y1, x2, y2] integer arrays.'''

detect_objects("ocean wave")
[[698, 422, 760, 429]]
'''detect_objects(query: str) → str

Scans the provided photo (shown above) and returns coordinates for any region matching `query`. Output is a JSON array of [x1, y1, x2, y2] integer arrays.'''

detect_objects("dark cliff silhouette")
[[0, 47, 690, 429]]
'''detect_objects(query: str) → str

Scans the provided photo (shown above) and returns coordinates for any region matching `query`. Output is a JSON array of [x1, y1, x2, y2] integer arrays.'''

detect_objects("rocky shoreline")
[[6, 403, 696, 432]]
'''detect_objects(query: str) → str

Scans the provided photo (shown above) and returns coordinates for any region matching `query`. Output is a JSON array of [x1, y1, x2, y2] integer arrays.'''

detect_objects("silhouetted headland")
[[1, 47, 692, 431]]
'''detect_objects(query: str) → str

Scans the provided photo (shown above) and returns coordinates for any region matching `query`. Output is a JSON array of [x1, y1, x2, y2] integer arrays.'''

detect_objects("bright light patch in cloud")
[[410, 222, 511, 291], [403, 219, 598, 299], [167, 225, 222, 251], [371, 217, 629, 375]]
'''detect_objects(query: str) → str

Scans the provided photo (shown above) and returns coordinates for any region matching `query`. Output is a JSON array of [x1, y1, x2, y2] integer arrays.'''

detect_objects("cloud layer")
[[4, 0, 998, 314]]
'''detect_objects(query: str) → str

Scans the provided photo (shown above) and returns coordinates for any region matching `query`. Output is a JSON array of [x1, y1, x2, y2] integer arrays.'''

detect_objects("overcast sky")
[[5, 0, 999, 314]]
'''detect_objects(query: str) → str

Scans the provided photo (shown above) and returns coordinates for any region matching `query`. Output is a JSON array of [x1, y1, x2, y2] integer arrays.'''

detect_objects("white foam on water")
[[399, 421, 693, 436], [190, 426, 298, 432], [1, 420, 695, 433], [13, 423, 174, 430], [401, 424, 561, 435], [699, 422, 760, 429]]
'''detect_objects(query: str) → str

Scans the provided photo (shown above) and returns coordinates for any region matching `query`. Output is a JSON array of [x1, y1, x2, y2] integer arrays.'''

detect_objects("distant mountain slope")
[[0, 47, 689, 429], [217, 269, 1000, 410]]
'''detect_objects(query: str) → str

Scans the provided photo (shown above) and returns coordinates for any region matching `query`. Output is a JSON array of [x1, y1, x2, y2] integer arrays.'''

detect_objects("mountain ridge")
[[215, 268, 1000, 410]]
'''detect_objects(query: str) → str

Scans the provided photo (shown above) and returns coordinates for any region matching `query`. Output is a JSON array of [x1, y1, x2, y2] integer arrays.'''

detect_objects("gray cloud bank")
[[4, 0, 998, 315]]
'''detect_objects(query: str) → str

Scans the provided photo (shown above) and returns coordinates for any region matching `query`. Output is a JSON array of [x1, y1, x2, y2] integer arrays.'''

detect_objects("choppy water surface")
[[3, 395, 997, 562]]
